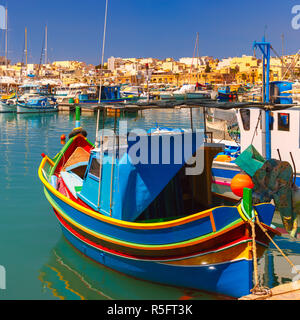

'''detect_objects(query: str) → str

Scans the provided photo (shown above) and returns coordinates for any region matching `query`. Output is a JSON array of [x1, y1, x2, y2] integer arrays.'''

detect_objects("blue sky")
[[1, 0, 300, 64]]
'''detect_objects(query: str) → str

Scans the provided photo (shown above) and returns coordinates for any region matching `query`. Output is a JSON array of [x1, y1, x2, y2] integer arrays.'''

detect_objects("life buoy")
[[41, 101, 47, 107]]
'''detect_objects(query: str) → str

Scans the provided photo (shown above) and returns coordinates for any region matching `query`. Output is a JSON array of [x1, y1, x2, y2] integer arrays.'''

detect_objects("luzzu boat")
[[0, 91, 17, 113], [217, 86, 238, 101], [17, 96, 58, 113], [38, 109, 283, 298], [77, 85, 139, 104]]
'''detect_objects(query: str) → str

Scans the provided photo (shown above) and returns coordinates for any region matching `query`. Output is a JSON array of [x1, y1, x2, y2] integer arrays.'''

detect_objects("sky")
[[1, 0, 300, 65]]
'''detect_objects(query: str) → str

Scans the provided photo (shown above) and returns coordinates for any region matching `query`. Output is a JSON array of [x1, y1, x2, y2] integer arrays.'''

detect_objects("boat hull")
[[41, 182, 277, 298], [17, 104, 58, 114], [0, 101, 16, 113], [60, 219, 256, 298]]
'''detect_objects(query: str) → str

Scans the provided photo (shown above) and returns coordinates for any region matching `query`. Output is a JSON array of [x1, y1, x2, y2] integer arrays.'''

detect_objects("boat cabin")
[[78, 85, 121, 103], [236, 107, 300, 174], [57, 130, 227, 223]]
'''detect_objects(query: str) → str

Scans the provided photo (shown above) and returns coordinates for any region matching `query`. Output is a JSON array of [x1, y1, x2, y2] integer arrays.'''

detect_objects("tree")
[[205, 63, 211, 73]]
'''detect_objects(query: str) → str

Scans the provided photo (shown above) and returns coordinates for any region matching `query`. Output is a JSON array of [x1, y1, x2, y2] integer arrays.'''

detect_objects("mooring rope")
[[249, 215, 300, 297], [249, 219, 272, 297], [256, 215, 300, 277]]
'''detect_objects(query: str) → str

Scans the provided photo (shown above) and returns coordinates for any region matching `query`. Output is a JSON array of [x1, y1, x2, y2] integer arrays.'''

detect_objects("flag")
[[0, 6, 7, 30]]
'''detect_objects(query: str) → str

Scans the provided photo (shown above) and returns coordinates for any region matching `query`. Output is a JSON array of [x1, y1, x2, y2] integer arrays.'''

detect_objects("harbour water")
[[0, 110, 299, 300]]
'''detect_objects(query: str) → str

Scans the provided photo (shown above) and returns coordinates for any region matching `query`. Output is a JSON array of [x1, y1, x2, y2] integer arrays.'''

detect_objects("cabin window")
[[89, 158, 100, 178], [240, 109, 250, 131], [278, 113, 290, 132]]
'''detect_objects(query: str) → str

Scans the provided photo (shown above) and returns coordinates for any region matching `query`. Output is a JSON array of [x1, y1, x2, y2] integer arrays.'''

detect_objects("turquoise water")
[[0, 110, 299, 300]]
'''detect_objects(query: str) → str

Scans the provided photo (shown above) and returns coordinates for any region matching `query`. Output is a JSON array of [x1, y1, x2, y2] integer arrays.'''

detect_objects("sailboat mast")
[[95, 0, 109, 146], [5, 7, 8, 68], [25, 27, 28, 67], [189, 32, 199, 85], [45, 25, 48, 65], [96, 0, 109, 211], [281, 33, 284, 78]]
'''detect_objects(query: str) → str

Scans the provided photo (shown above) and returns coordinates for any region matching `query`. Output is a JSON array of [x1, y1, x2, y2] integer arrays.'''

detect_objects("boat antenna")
[[95, 0, 109, 148]]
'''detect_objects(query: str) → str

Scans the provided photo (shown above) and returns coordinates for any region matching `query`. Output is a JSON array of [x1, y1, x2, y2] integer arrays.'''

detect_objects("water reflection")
[[39, 236, 227, 300], [258, 233, 300, 289]]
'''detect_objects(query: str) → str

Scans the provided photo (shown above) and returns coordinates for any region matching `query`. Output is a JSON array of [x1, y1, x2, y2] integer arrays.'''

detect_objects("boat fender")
[[68, 127, 88, 139]]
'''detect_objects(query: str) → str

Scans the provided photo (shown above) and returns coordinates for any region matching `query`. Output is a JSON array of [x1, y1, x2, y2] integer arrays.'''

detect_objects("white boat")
[[58, 84, 95, 103], [172, 84, 211, 100], [120, 85, 143, 98], [211, 106, 300, 199], [0, 100, 16, 113]]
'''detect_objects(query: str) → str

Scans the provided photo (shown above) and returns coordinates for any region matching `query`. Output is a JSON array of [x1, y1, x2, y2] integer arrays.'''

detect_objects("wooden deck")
[[239, 280, 300, 300]]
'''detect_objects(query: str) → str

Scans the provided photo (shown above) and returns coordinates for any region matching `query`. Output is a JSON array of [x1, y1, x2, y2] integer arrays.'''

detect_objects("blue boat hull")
[[61, 223, 254, 298]]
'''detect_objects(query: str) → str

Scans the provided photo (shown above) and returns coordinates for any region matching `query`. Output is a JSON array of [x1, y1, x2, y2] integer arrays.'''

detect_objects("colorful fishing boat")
[[17, 96, 58, 113], [38, 107, 284, 298], [1, 91, 16, 101], [77, 85, 139, 104], [0, 91, 17, 113], [218, 86, 238, 101]]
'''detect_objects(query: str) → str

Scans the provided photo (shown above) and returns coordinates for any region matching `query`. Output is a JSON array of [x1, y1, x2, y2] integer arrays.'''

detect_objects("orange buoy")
[[230, 173, 254, 197], [61, 134, 66, 145], [215, 155, 232, 162]]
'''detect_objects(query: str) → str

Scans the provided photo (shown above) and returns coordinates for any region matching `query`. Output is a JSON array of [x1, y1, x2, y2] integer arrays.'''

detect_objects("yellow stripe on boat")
[[45, 187, 244, 251]]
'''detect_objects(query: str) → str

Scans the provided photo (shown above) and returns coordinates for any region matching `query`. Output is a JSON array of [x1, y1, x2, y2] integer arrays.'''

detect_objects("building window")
[[240, 109, 250, 131], [278, 113, 290, 131]]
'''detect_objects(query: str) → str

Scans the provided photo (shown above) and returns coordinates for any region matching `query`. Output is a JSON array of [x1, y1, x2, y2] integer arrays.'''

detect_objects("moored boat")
[[38, 109, 282, 298], [0, 100, 17, 113], [17, 96, 58, 113], [218, 86, 238, 101]]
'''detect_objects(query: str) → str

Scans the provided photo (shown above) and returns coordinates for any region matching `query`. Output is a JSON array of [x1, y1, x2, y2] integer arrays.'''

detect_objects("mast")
[[281, 33, 284, 79], [96, 0, 109, 211], [95, 0, 109, 146], [189, 33, 199, 85], [45, 25, 48, 65], [5, 7, 7, 68], [25, 27, 28, 67], [253, 37, 271, 160]]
